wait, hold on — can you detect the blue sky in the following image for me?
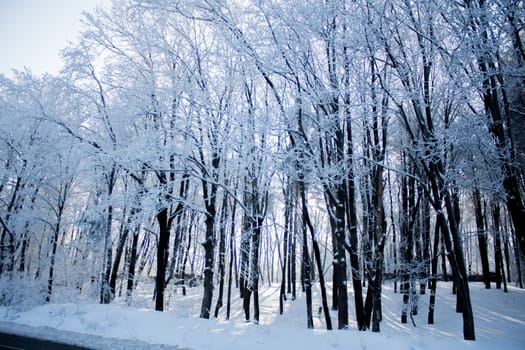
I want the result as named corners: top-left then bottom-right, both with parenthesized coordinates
top-left (0, 0), bottom-right (107, 77)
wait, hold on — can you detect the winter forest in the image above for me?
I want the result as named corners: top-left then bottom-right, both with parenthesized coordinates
top-left (1, 0), bottom-right (524, 347)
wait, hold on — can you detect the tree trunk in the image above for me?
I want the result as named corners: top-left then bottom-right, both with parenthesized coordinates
top-left (242, 287), bottom-right (252, 322)
top-left (492, 203), bottom-right (508, 292)
top-left (512, 227), bottom-right (524, 288)
top-left (226, 212), bottom-right (235, 319)
top-left (126, 231), bottom-right (139, 301)
top-left (473, 190), bottom-right (491, 288)
top-left (18, 187), bottom-right (38, 273)
top-left (503, 227), bottom-right (512, 284)
top-left (441, 234), bottom-right (448, 282)
top-left (242, 214), bottom-right (263, 324)
top-left (101, 168), bottom-right (116, 305)
top-left (18, 236), bottom-right (29, 273)
top-left (442, 192), bottom-right (476, 341)
top-left (291, 225), bottom-right (297, 300)
top-left (420, 189), bottom-right (431, 295)
top-left (200, 210), bottom-right (216, 319)
top-left (178, 216), bottom-right (194, 297)
top-left (301, 209), bottom-right (314, 329)
top-left (388, 172), bottom-right (399, 293)
top-left (110, 208), bottom-right (132, 298)
top-left (251, 218), bottom-right (262, 323)
top-left (301, 182), bottom-right (332, 330)
top-left (166, 175), bottom-right (189, 288)
top-left (428, 215), bottom-right (442, 324)
top-left (46, 224), bottom-right (61, 303)
top-left (214, 196), bottom-right (229, 318)
top-left (239, 215), bottom-right (251, 300)
top-left (100, 204), bottom-right (113, 305)
top-left (493, 203), bottom-right (503, 289)
top-left (400, 167), bottom-right (415, 324)
top-left (280, 180), bottom-right (292, 314)
top-left (332, 188), bottom-right (348, 329)
top-left (0, 176), bottom-right (22, 277)
top-left (370, 237), bottom-right (386, 332)
top-left (155, 207), bottom-right (170, 311)
top-left (135, 233), bottom-right (152, 289)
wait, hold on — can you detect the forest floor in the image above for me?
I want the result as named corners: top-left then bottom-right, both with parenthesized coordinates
top-left (0, 280), bottom-right (523, 349)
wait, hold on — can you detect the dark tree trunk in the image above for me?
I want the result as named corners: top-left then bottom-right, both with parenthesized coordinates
top-left (301, 182), bottom-right (332, 330)
top-left (254, 289), bottom-right (260, 323)
top-left (239, 215), bottom-right (251, 300)
top-left (420, 189), bottom-right (431, 295)
top-left (473, 190), bottom-right (491, 288)
top-left (18, 187), bottom-right (38, 273)
top-left (451, 189), bottom-right (463, 315)
top-left (301, 209), bottom-right (314, 329)
top-left (100, 205), bottom-right (114, 305)
top-left (101, 168), bottom-right (117, 305)
top-left (311, 234), bottom-right (332, 330)
top-left (198, 139), bottom-right (220, 319)
top-left (226, 204), bottom-right (236, 319)
top-left (370, 237), bottom-right (386, 332)
top-left (242, 214), bottom-right (264, 324)
top-left (226, 242), bottom-right (234, 320)
top-left (280, 180), bottom-right (292, 314)
top-left (332, 188), bottom-right (348, 329)
top-left (291, 226), bottom-right (297, 300)
top-left (214, 196), bottom-right (229, 318)
top-left (388, 172), bottom-right (399, 293)
top-left (503, 228), bottom-right (512, 284)
top-left (135, 233), bottom-right (152, 288)
top-left (279, 227), bottom-right (288, 314)
top-left (46, 225), bottom-right (60, 303)
top-left (200, 211), bottom-right (216, 319)
top-left (493, 203), bottom-right (503, 290)
top-left (441, 234), bottom-right (448, 282)
top-left (167, 218), bottom-right (184, 288)
top-left (362, 149), bottom-right (387, 331)
top-left (0, 176), bottom-right (22, 277)
top-left (18, 237), bottom-right (29, 273)
top-left (251, 219), bottom-right (262, 323)
top-left (441, 192), bottom-right (476, 341)
top-left (239, 219), bottom-right (250, 319)
top-left (225, 192), bottom-right (237, 319)
top-left (400, 166), bottom-right (415, 324)
top-left (110, 208), bottom-right (133, 298)
top-left (346, 197), bottom-right (365, 330)
top-left (126, 231), bottom-right (139, 301)
top-left (46, 180), bottom-right (70, 302)
top-left (428, 215), bottom-right (442, 324)
top-left (242, 287), bottom-right (252, 322)
top-left (166, 175), bottom-right (189, 289)
top-left (492, 203), bottom-right (508, 292)
top-left (331, 222), bottom-right (340, 310)
top-left (155, 207), bottom-right (170, 311)
top-left (178, 216), bottom-right (194, 297)
top-left (339, 139), bottom-right (365, 330)
top-left (512, 228), bottom-right (524, 288)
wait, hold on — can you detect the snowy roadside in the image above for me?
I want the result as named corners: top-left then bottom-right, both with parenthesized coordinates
top-left (0, 282), bottom-right (523, 350)
top-left (0, 321), bottom-right (188, 350)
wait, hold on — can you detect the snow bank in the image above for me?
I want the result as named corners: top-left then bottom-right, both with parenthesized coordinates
top-left (0, 282), bottom-right (523, 350)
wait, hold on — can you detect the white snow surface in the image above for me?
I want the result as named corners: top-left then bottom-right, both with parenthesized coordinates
top-left (0, 282), bottom-right (523, 350)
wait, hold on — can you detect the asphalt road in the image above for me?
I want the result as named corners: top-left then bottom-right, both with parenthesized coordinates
top-left (0, 332), bottom-right (92, 350)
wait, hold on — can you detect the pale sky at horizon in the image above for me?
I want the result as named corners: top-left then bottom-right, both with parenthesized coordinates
top-left (0, 0), bottom-right (108, 77)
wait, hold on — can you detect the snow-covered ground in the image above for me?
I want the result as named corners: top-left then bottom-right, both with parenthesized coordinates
top-left (0, 281), bottom-right (523, 350)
